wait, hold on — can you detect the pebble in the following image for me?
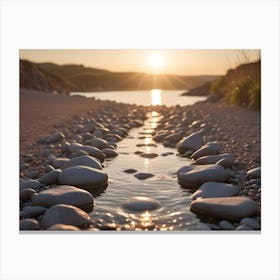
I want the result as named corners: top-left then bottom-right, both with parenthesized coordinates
top-left (247, 167), bottom-right (261, 178)
top-left (240, 217), bottom-right (260, 229)
top-left (39, 169), bottom-right (61, 185)
top-left (32, 185), bottom-right (94, 211)
top-left (102, 148), bottom-right (118, 157)
top-left (136, 143), bottom-right (157, 147)
top-left (177, 164), bottom-right (229, 189)
top-left (47, 224), bottom-right (81, 231)
top-left (219, 220), bottom-right (235, 230)
top-left (45, 164), bottom-right (55, 172)
top-left (191, 142), bottom-right (221, 160)
top-left (191, 182), bottom-right (239, 200)
top-left (140, 152), bottom-right (158, 159)
top-left (20, 188), bottom-right (36, 202)
top-left (41, 204), bottom-right (92, 229)
top-left (122, 196), bottom-right (161, 212)
top-left (193, 153), bottom-right (235, 167)
top-left (45, 131), bottom-right (65, 144)
top-left (161, 152), bottom-right (174, 157)
top-left (52, 157), bottom-right (69, 169)
top-left (134, 173), bottom-right (154, 180)
top-left (61, 155), bottom-right (102, 170)
top-left (21, 206), bottom-right (47, 219)
top-left (58, 166), bottom-right (108, 188)
top-left (177, 132), bottom-right (203, 154)
top-left (20, 179), bottom-right (43, 191)
top-left (20, 218), bottom-right (40, 230)
top-left (123, 169), bottom-right (137, 174)
top-left (26, 170), bottom-right (40, 179)
top-left (162, 132), bottom-right (183, 143)
top-left (87, 137), bottom-right (110, 150)
top-left (190, 196), bottom-right (258, 221)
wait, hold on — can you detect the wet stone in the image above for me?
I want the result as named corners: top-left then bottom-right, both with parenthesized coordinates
top-left (134, 173), bottom-right (154, 180)
top-left (140, 152), bottom-right (158, 159)
top-left (122, 196), bottom-right (161, 212)
top-left (102, 148), bottom-right (118, 157)
top-left (123, 169), bottom-right (137, 174)
top-left (177, 132), bottom-right (203, 154)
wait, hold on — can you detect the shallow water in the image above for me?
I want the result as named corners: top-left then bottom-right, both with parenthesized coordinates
top-left (70, 90), bottom-right (206, 107)
top-left (90, 111), bottom-right (210, 231)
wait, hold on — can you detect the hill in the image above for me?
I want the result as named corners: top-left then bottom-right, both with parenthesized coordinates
top-left (20, 60), bottom-right (219, 93)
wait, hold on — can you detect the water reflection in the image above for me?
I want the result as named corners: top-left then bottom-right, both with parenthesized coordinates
top-left (151, 89), bottom-right (162, 105)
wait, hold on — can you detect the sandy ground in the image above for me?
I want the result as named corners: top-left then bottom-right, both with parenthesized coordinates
top-left (20, 89), bottom-right (105, 153)
top-left (20, 89), bottom-right (261, 170)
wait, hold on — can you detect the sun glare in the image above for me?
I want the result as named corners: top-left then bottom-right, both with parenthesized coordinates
top-left (148, 53), bottom-right (164, 69)
top-left (151, 89), bottom-right (162, 106)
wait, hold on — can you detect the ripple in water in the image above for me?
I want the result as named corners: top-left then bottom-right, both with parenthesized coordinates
top-left (90, 111), bottom-right (210, 231)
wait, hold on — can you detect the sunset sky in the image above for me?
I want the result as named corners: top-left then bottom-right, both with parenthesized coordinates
top-left (19, 49), bottom-right (260, 76)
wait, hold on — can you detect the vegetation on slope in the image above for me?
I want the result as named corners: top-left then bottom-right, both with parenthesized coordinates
top-left (210, 61), bottom-right (261, 110)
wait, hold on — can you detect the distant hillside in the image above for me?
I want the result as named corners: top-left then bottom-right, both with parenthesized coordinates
top-left (20, 59), bottom-right (219, 93)
top-left (20, 60), bottom-right (77, 94)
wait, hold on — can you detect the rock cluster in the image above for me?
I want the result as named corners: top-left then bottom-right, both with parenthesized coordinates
top-left (20, 103), bottom-right (147, 230)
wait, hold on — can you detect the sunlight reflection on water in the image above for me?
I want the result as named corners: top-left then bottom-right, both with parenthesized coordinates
top-left (151, 89), bottom-right (162, 105)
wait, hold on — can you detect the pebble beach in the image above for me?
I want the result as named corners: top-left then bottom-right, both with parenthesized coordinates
top-left (20, 89), bottom-right (261, 231)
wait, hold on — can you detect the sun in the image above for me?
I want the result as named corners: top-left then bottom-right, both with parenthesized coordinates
top-left (148, 53), bottom-right (164, 69)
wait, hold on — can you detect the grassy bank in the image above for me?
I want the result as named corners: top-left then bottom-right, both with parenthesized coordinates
top-left (210, 61), bottom-right (261, 110)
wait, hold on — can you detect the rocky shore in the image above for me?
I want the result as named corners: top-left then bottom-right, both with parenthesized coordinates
top-left (20, 90), bottom-right (261, 231)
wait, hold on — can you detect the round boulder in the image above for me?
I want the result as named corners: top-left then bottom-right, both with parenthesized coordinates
top-left (32, 185), bottom-right (94, 211)
top-left (58, 166), bottom-right (108, 188)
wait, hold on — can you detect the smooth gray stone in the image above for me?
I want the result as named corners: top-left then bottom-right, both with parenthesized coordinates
top-left (190, 197), bottom-right (258, 221)
top-left (52, 157), bottom-right (69, 169)
top-left (153, 132), bottom-right (169, 142)
top-left (177, 132), bottom-right (203, 154)
top-left (32, 185), bottom-right (94, 210)
top-left (20, 179), bottom-right (43, 191)
top-left (41, 204), bottom-right (92, 229)
top-left (20, 219), bottom-right (40, 230)
top-left (177, 164), bottom-right (229, 189)
top-left (20, 188), bottom-right (36, 202)
top-left (193, 153), bottom-right (235, 167)
top-left (140, 152), bottom-right (158, 159)
top-left (102, 148), bottom-right (118, 157)
top-left (191, 142), bottom-right (221, 160)
top-left (61, 155), bottom-right (102, 170)
top-left (122, 196), bottom-right (161, 212)
top-left (88, 137), bottom-right (109, 149)
top-left (240, 217), bottom-right (260, 229)
top-left (26, 170), bottom-right (40, 179)
top-left (47, 224), bottom-right (80, 231)
top-left (21, 206), bottom-right (47, 219)
top-left (163, 132), bottom-right (183, 143)
top-left (39, 169), bottom-right (61, 185)
top-left (219, 220), bottom-right (235, 230)
top-left (191, 182), bottom-right (239, 200)
top-left (247, 167), bottom-right (261, 178)
top-left (123, 169), bottom-right (137, 174)
top-left (67, 143), bottom-right (105, 162)
top-left (58, 166), bottom-right (108, 188)
top-left (134, 173), bottom-right (154, 180)
top-left (45, 132), bottom-right (65, 144)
